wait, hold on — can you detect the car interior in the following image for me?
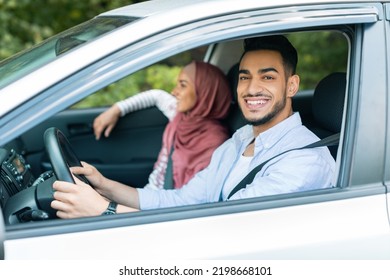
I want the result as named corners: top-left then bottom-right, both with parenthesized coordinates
top-left (0, 30), bottom-right (349, 225)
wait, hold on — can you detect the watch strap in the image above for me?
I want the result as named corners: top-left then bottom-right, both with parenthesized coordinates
top-left (102, 201), bottom-right (117, 215)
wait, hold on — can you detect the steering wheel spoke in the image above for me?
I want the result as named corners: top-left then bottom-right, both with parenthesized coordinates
top-left (44, 127), bottom-right (89, 184)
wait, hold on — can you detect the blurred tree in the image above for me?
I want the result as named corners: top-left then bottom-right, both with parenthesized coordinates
top-left (0, 1), bottom-right (348, 107)
top-left (0, 0), bottom-right (199, 109)
top-left (0, 0), bottom-right (142, 60)
top-left (289, 31), bottom-right (348, 89)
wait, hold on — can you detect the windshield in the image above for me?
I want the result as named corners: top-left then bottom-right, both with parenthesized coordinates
top-left (0, 16), bottom-right (137, 89)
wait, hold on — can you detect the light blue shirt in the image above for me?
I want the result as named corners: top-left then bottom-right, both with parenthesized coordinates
top-left (137, 112), bottom-right (335, 209)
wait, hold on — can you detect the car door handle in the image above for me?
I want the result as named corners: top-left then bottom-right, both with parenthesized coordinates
top-left (68, 123), bottom-right (93, 135)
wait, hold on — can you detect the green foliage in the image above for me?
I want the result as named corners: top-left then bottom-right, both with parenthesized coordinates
top-left (145, 64), bottom-right (181, 91)
top-left (73, 65), bottom-right (181, 109)
top-left (0, 0), bottom-right (187, 109)
top-left (288, 31), bottom-right (348, 89)
top-left (0, 0), bottom-right (138, 60)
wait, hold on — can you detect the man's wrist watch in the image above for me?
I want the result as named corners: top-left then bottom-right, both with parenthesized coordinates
top-left (102, 201), bottom-right (118, 215)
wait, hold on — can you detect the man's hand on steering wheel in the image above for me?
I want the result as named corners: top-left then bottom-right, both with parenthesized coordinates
top-left (51, 176), bottom-right (109, 219)
top-left (43, 127), bottom-right (103, 218)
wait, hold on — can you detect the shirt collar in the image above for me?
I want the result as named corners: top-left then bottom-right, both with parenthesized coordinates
top-left (233, 112), bottom-right (303, 149)
top-left (256, 112), bottom-right (302, 149)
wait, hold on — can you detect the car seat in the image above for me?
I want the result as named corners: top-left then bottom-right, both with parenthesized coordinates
top-left (309, 72), bottom-right (346, 158)
top-left (224, 63), bottom-right (246, 135)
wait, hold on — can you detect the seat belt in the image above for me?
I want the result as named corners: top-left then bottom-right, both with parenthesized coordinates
top-left (163, 145), bottom-right (175, 189)
top-left (226, 133), bottom-right (340, 199)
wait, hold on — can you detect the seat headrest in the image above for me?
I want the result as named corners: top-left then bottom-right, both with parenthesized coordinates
top-left (312, 72), bottom-right (346, 133)
top-left (227, 63), bottom-right (239, 103)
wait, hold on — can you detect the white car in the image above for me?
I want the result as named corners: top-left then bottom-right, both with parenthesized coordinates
top-left (1, 0), bottom-right (390, 260)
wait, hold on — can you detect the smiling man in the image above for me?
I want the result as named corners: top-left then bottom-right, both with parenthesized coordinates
top-left (52, 35), bottom-right (336, 217)
top-left (237, 36), bottom-right (300, 156)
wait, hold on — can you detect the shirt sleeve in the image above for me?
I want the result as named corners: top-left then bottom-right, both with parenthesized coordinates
top-left (116, 89), bottom-right (177, 120)
top-left (137, 166), bottom-right (210, 210)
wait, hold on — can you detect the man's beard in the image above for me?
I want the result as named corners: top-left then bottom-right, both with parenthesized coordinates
top-left (241, 94), bottom-right (287, 126)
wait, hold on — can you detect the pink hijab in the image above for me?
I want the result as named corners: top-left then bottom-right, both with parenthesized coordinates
top-left (161, 61), bottom-right (232, 188)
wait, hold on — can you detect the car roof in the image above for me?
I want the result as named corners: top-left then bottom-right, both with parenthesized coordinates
top-left (100, 0), bottom-right (388, 18)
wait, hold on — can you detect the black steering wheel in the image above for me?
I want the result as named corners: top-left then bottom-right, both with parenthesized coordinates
top-left (44, 127), bottom-right (89, 185)
top-left (3, 127), bottom-right (89, 224)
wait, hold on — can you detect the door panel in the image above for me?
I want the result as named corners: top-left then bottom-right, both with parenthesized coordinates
top-left (19, 107), bottom-right (167, 188)
top-left (4, 194), bottom-right (390, 259)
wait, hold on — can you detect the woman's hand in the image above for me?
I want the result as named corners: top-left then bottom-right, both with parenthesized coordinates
top-left (93, 104), bottom-right (121, 140)
top-left (51, 176), bottom-right (109, 219)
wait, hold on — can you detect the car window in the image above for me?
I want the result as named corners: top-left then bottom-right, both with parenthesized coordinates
top-left (1, 19), bottom-right (351, 228)
top-left (72, 46), bottom-right (209, 109)
top-left (71, 30), bottom-right (348, 110)
top-left (288, 31), bottom-right (348, 90)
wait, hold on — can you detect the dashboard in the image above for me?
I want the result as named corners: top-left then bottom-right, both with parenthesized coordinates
top-left (0, 148), bottom-right (35, 209)
top-left (0, 142), bottom-right (58, 224)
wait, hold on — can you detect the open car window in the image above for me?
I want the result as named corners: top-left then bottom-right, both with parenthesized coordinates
top-left (1, 28), bottom-right (349, 226)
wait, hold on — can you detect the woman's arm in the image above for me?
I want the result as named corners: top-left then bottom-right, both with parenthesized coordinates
top-left (94, 89), bottom-right (176, 139)
top-left (116, 89), bottom-right (176, 120)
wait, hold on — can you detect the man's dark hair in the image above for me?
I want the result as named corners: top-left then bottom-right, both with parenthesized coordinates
top-left (241, 35), bottom-right (298, 76)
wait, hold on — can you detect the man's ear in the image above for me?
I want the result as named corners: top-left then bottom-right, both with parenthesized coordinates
top-left (287, 74), bottom-right (300, 97)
